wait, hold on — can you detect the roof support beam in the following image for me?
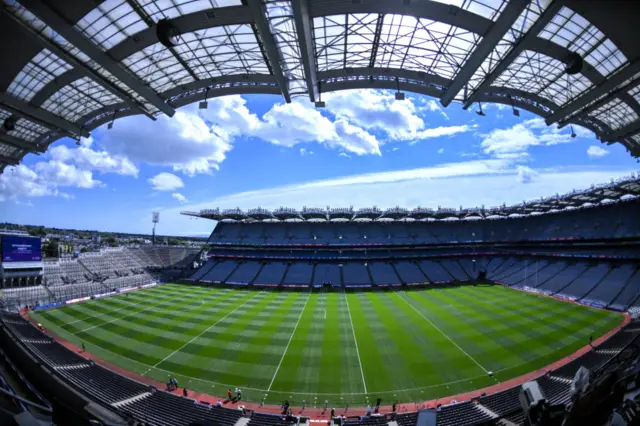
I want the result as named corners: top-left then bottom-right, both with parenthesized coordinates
top-left (440, 0), bottom-right (529, 107)
top-left (0, 93), bottom-right (89, 138)
top-left (3, 8), bottom-right (153, 120)
top-left (463, 1), bottom-right (562, 109)
top-left (0, 133), bottom-right (45, 153)
top-left (292, 0), bottom-right (318, 102)
top-left (247, 0), bottom-right (291, 103)
top-left (18, 0), bottom-right (175, 117)
top-left (547, 59), bottom-right (640, 125)
top-left (604, 121), bottom-right (640, 143)
top-left (0, 154), bottom-right (19, 166)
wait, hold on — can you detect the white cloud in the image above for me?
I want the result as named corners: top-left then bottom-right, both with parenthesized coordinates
top-left (425, 99), bottom-right (449, 119)
top-left (49, 145), bottom-right (138, 177)
top-left (172, 193), bottom-right (188, 203)
top-left (148, 173), bottom-right (184, 191)
top-left (299, 148), bottom-right (314, 156)
top-left (339, 153), bottom-right (351, 158)
top-left (0, 161), bottom-right (103, 202)
top-left (323, 90), bottom-right (469, 143)
top-left (587, 145), bottom-right (610, 158)
top-left (438, 148), bottom-right (445, 154)
top-left (480, 118), bottom-right (580, 161)
top-left (516, 165), bottom-right (540, 184)
top-left (99, 109), bottom-right (232, 176)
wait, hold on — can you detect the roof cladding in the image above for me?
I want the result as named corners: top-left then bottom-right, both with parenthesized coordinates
top-left (0, 0), bottom-right (639, 172)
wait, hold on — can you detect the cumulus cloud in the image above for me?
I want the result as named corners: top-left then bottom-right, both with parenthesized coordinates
top-left (480, 118), bottom-right (582, 161)
top-left (323, 90), bottom-right (469, 142)
top-left (148, 173), bottom-right (184, 191)
top-left (438, 148), bottom-right (445, 154)
top-left (172, 193), bottom-right (188, 203)
top-left (100, 109), bottom-right (232, 176)
top-left (587, 145), bottom-right (610, 158)
top-left (299, 148), bottom-right (313, 156)
top-left (516, 166), bottom-right (540, 184)
top-left (49, 145), bottom-right (138, 177)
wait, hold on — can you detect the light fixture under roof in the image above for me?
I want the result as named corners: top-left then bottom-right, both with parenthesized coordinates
top-left (476, 103), bottom-right (486, 117)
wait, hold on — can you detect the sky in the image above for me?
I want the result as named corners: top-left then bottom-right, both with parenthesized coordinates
top-left (0, 89), bottom-right (638, 237)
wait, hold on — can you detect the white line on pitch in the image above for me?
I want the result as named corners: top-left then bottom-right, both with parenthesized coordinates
top-left (343, 292), bottom-right (368, 394)
top-left (75, 288), bottom-right (227, 334)
top-left (152, 291), bottom-right (264, 368)
top-left (393, 291), bottom-right (489, 374)
top-left (65, 287), bottom-right (189, 325)
top-left (324, 310), bottom-right (326, 320)
top-left (267, 292), bottom-right (311, 392)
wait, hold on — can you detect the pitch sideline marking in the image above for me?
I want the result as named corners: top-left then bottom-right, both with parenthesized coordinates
top-left (267, 291), bottom-right (312, 392)
top-left (65, 287), bottom-right (194, 326)
top-left (74, 287), bottom-right (230, 335)
top-left (152, 291), bottom-right (264, 368)
top-left (393, 291), bottom-right (490, 374)
top-left (343, 291), bottom-right (368, 394)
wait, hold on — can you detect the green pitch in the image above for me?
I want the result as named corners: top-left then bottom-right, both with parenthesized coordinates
top-left (31, 283), bottom-right (622, 407)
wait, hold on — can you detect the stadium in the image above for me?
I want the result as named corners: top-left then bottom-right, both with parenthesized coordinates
top-left (1, 0), bottom-right (640, 426)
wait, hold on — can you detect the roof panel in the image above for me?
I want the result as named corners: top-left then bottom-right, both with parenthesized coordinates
top-left (8, 118), bottom-right (51, 143)
top-left (137, 0), bottom-right (241, 22)
top-left (590, 99), bottom-right (639, 131)
top-left (494, 50), bottom-right (565, 99)
top-left (171, 25), bottom-right (269, 81)
top-left (539, 6), bottom-right (627, 77)
top-left (433, 0), bottom-right (507, 21)
top-left (0, 142), bottom-right (21, 158)
top-left (7, 49), bottom-right (73, 102)
top-left (75, 0), bottom-right (148, 51)
top-left (41, 77), bottom-right (122, 122)
top-left (122, 42), bottom-right (195, 92)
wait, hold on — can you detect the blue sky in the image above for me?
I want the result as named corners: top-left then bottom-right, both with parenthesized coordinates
top-left (0, 89), bottom-right (637, 236)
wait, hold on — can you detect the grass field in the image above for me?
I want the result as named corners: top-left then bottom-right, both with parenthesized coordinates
top-left (31, 283), bottom-right (622, 407)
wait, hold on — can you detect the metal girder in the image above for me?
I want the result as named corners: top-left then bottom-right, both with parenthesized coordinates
top-left (18, 0), bottom-right (175, 117)
top-left (3, 7), bottom-right (153, 120)
top-left (440, 0), bottom-right (530, 107)
top-left (0, 133), bottom-right (45, 153)
top-left (0, 93), bottom-right (89, 138)
top-left (463, 1), bottom-right (562, 109)
top-left (0, 154), bottom-right (19, 166)
top-left (547, 59), bottom-right (640, 125)
top-left (247, 0), bottom-right (291, 103)
top-left (292, 0), bottom-right (318, 102)
top-left (604, 121), bottom-right (640, 143)
top-left (124, 0), bottom-right (199, 82)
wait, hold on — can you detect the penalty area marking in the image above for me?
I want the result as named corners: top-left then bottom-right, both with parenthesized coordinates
top-left (393, 291), bottom-right (490, 374)
top-left (267, 292), bottom-right (312, 392)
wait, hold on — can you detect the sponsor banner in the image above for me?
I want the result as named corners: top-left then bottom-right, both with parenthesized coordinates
top-left (33, 302), bottom-right (64, 311)
top-left (65, 296), bottom-right (91, 305)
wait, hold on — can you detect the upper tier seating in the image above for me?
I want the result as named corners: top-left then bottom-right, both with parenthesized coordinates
top-left (208, 201), bottom-right (640, 246)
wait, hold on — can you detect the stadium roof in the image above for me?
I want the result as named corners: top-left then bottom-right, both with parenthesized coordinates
top-left (1, 0), bottom-right (640, 173)
top-left (181, 173), bottom-right (640, 222)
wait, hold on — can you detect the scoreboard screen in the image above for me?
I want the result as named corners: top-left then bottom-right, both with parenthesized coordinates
top-left (1, 235), bottom-right (42, 262)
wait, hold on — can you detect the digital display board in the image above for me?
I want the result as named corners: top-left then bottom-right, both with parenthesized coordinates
top-left (1, 235), bottom-right (42, 262)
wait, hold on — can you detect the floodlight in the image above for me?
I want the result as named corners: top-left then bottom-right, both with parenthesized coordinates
top-left (199, 101), bottom-right (208, 109)
top-left (315, 101), bottom-right (326, 108)
top-left (395, 92), bottom-right (405, 101)
top-left (107, 121), bottom-right (114, 129)
top-left (512, 107), bottom-right (520, 117)
top-left (476, 103), bottom-right (486, 116)
top-left (2, 116), bottom-right (17, 131)
top-left (570, 125), bottom-right (577, 138)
